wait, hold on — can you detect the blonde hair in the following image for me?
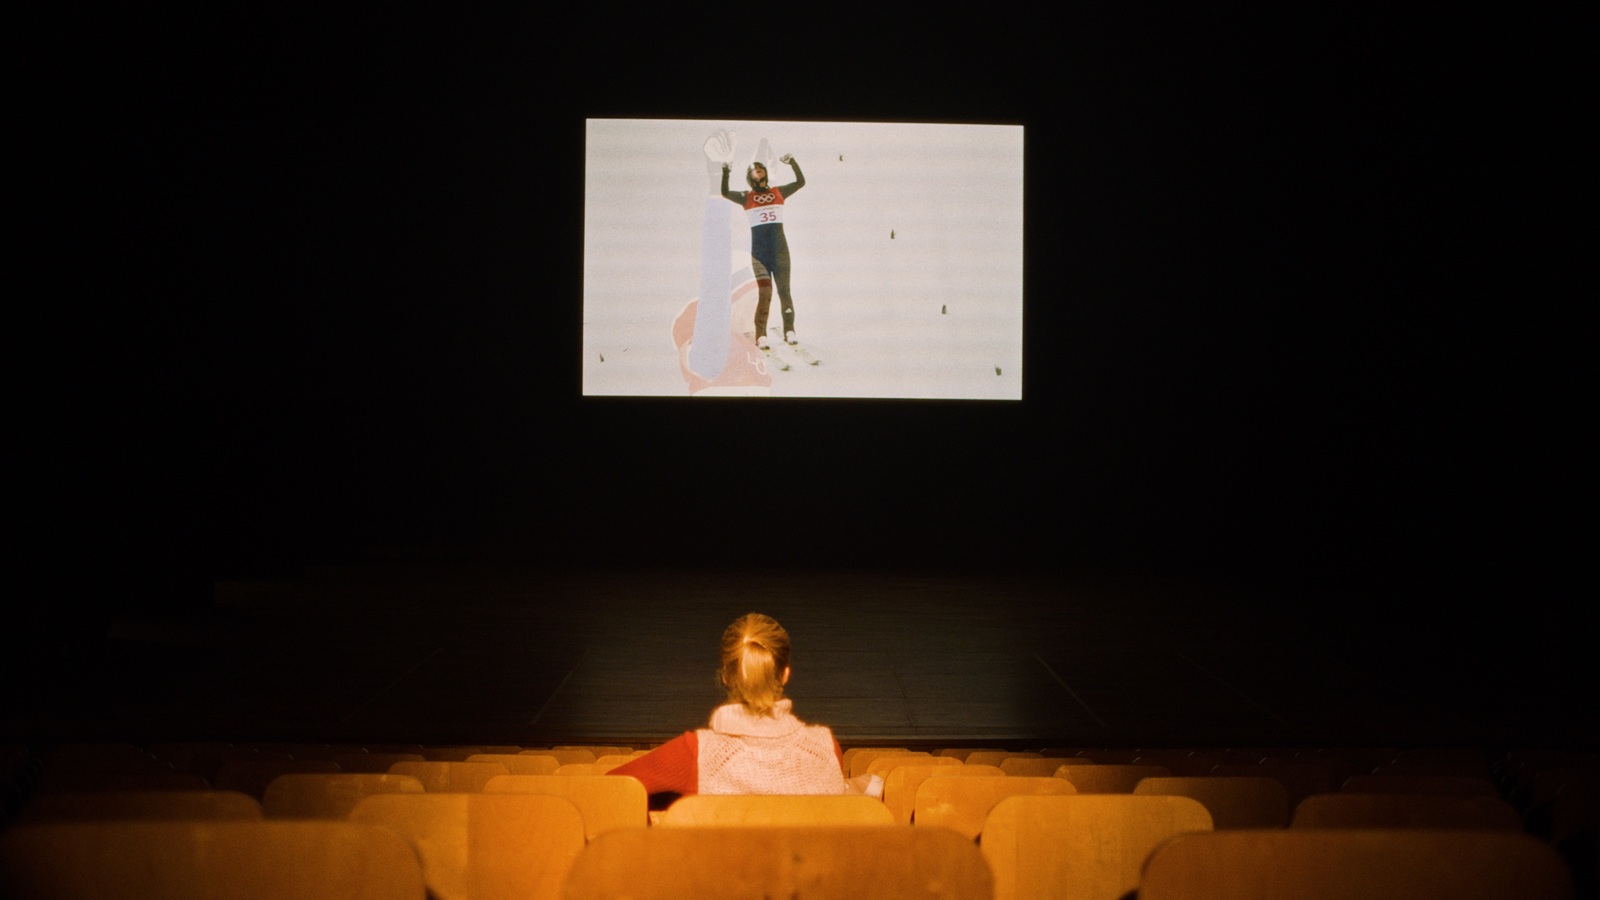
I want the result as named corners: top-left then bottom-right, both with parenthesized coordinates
top-left (718, 612), bottom-right (792, 716)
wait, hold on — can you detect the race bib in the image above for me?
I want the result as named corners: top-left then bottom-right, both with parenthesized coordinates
top-left (745, 204), bottom-right (784, 227)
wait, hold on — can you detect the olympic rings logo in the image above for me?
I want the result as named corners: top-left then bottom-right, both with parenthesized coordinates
top-left (751, 192), bottom-right (776, 205)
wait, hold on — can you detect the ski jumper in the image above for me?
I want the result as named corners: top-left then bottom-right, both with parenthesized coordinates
top-left (607, 699), bottom-right (846, 806)
top-left (743, 186), bottom-right (788, 274)
top-left (721, 161), bottom-right (804, 341)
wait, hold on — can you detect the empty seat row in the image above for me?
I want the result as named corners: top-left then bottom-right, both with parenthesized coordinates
top-left (2, 797), bottom-right (1580, 899)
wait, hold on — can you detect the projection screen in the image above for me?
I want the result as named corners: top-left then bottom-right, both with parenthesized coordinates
top-left (583, 118), bottom-right (1024, 400)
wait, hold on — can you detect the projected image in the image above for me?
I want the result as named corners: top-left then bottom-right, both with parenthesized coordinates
top-left (583, 118), bottom-right (1024, 399)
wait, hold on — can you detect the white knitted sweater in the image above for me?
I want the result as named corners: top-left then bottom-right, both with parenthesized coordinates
top-left (696, 699), bottom-right (848, 795)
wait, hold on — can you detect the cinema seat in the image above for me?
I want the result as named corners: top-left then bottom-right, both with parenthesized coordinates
top-left (418, 746), bottom-right (510, 762)
top-left (978, 793), bottom-right (1212, 900)
top-left (656, 793), bottom-right (894, 826)
top-left (841, 747), bottom-right (905, 774)
top-left (1136, 828), bottom-right (1575, 899)
top-left (349, 792), bottom-right (586, 900)
top-left (1133, 776), bottom-right (1290, 829)
top-left (213, 758), bottom-right (342, 802)
top-left (388, 760), bottom-right (510, 792)
top-left (1052, 762), bottom-right (1172, 793)
top-left (913, 774), bottom-right (1076, 840)
top-left (1208, 762), bottom-right (1333, 813)
top-left (483, 774), bottom-right (648, 841)
top-left (0, 819), bottom-right (427, 899)
top-left (1383, 748), bottom-right (1494, 779)
top-left (884, 764), bottom-right (1004, 825)
top-left (848, 749), bottom-right (926, 779)
top-left (963, 750), bottom-right (1042, 768)
top-left (868, 755), bottom-right (960, 784)
top-left (999, 757), bottom-right (1081, 777)
top-left (19, 789), bottom-right (263, 822)
top-left (560, 825), bottom-right (992, 899)
top-left (520, 749), bottom-right (597, 766)
top-left (32, 743), bottom-right (204, 794)
top-left (591, 752), bottom-right (648, 773)
top-left (331, 751), bottom-right (427, 774)
top-left (553, 745), bottom-right (629, 758)
top-left (261, 772), bottom-right (425, 819)
top-left (1131, 749), bottom-right (1228, 776)
top-left (466, 753), bottom-right (562, 776)
top-left (1289, 792), bottom-right (1527, 831)
top-left (1341, 774), bottom-right (1500, 796)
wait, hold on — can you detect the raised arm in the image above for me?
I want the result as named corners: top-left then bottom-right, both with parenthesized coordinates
top-left (719, 163), bottom-right (745, 205)
top-left (775, 154), bottom-right (804, 196)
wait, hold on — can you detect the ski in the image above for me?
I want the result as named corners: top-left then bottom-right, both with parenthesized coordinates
top-left (785, 341), bottom-right (821, 366)
top-left (790, 341), bottom-right (825, 361)
top-left (759, 345), bottom-right (791, 372)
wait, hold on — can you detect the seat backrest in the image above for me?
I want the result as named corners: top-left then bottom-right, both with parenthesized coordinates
top-left (349, 792), bottom-right (586, 900)
top-left (1053, 763), bottom-right (1172, 793)
top-left (32, 744), bottom-right (188, 794)
top-left (554, 746), bottom-right (628, 758)
top-left (1208, 762), bottom-right (1332, 812)
top-left (261, 772), bottom-right (425, 818)
top-left (1544, 774), bottom-right (1600, 847)
top-left (0, 819), bottom-right (426, 900)
top-left (844, 749), bottom-right (934, 778)
top-left (19, 790), bottom-right (263, 822)
top-left (388, 760), bottom-right (511, 792)
top-left (1133, 776), bottom-right (1290, 829)
top-left (522, 749), bottom-right (596, 766)
top-left (417, 746), bottom-right (497, 762)
top-left (483, 774), bottom-right (648, 841)
top-left (144, 742), bottom-right (233, 773)
top-left (1273, 750), bottom-right (1368, 787)
top-left (560, 825), bottom-right (993, 899)
top-left (1131, 749), bottom-right (1228, 777)
top-left (1382, 748), bottom-right (1494, 779)
top-left (913, 775), bottom-right (1076, 840)
top-left (1290, 792), bottom-right (1527, 831)
top-left (842, 747), bottom-right (907, 777)
top-left (963, 750), bottom-right (1042, 768)
top-left (882, 764), bottom-right (1001, 825)
top-left (179, 747), bottom-right (285, 786)
top-left (867, 755), bottom-right (959, 782)
top-left (1137, 828), bottom-right (1575, 899)
top-left (554, 764), bottom-right (603, 776)
top-left (235, 742), bottom-right (346, 762)
top-left (978, 793), bottom-right (1213, 900)
top-left (467, 753), bottom-right (562, 776)
top-left (212, 759), bottom-right (342, 802)
top-left (27, 771), bottom-right (214, 793)
top-left (855, 751), bottom-right (935, 780)
top-left (331, 751), bottom-right (426, 774)
top-left (1340, 774), bottom-right (1500, 795)
top-left (590, 753), bottom-right (648, 773)
top-left (656, 794), bottom-right (894, 827)
top-left (999, 757), bottom-right (1081, 777)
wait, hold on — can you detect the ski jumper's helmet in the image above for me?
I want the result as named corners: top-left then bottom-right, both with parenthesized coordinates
top-left (746, 162), bottom-right (768, 191)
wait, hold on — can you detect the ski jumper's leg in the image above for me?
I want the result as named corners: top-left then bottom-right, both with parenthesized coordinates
top-left (751, 257), bottom-right (774, 340)
top-left (773, 236), bottom-right (795, 338)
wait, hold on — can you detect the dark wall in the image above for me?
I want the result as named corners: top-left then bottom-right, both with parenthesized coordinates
top-left (38, 9), bottom-right (1586, 631)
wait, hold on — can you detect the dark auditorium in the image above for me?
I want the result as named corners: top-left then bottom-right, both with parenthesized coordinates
top-left (8, 7), bottom-right (1592, 899)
